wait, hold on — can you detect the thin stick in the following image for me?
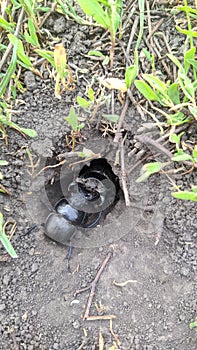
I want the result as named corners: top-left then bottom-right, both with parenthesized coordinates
top-left (126, 16), bottom-right (139, 57)
top-left (127, 89), bottom-right (145, 120)
top-left (69, 153), bottom-right (101, 168)
top-left (39, 2), bottom-right (57, 28)
top-left (135, 135), bottom-right (173, 159)
top-left (86, 315), bottom-right (116, 321)
top-left (120, 135), bottom-right (131, 207)
top-left (114, 97), bottom-right (130, 143)
top-left (74, 252), bottom-right (112, 320)
top-left (147, 18), bottom-right (164, 40)
top-left (152, 37), bottom-right (172, 80)
top-left (111, 89), bottom-right (115, 115)
top-left (0, 8), bottom-right (24, 71)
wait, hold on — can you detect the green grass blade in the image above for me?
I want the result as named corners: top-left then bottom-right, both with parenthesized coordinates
top-left (18, 0), bottom-right (38, 28)
top-left (134, 80), bottom-right (160, 101)
top-left (0, 233), bottom-right (18, 258)
top-left (0, 116), bottom-right (37, 137)
top-left (125, 50), bottom-right (139, 88)
top-left (0, 213), bottom-right (18, 258)
top-left (76, 0), bottom-right (110, 28)
top-left (56, 0), bottom-right (90, 25)
top-left (0, 16), bottom-right (15, 32)
top-left (172, 191), bottom-right (197, 201)
top-left (35, 49), bottom-right (55, 66)
top-left (167, 54), bottom-right (182, 70)
top-left (0, 42), bottom-right (18, 97)
top-left (109, 0), bottom-right (123, 41)
top-left (24, 18), bottom-right (40, 47)
top-left (135, 0), bottom-right (145, 50)
top-left (8, 34), bottom-right (33, 68)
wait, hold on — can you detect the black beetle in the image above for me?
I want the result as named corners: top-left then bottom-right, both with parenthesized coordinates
top-left (44, 158), bottom-right (119, 245)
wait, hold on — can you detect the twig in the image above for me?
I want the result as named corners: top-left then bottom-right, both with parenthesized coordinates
top-left (147, 18), bottom-right (164, 40)
top-left (0, 8), bottom-right (25, 71)
top-left (135, 134), bottom-right (173, 159)
top-left (76, 328), bottom-right (88, 350)
top-left (39, 2), bottom-right (57, 28)
top-left (34, 159), bottom-right (66, 178)
top-left (120, 135), bottom-right (131, 207)
top-left (161, 31), bottom-right (177, 81)
top-left (69, 153), bottom-right (101, 168)
top-left (86, 315), bottom-right (116, 321)
top-left (128, 154), bottom-right (153, 175)
top-left (152, 37), bottom-right (172, 80)
top-left (111, 89), bottom-right (115, 115)
top-left (127, 88), bottom-right (145, 120)
top-left (114, 97), bottom-right (130, 143)
top-left (126, 15), bottom-right (139, 57)
top-left (74, 252), bottom-right (112, 320)
top-left (110, 318), bottom-right (121, 347)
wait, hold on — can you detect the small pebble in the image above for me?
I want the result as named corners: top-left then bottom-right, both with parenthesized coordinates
top-left (31, 263), bottom-right (39, 273)
top-left (0, 304), bottom-right (6, 311)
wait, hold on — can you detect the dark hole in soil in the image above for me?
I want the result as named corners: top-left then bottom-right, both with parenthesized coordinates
top-left (44, 158), bottom-right (122, 245)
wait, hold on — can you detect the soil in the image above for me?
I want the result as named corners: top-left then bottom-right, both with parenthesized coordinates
top-left (0, 1), bottom-right (197, 350)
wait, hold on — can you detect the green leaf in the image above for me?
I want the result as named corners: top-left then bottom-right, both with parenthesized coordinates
top-left (102, 114), bottom-right (119, 122)
top-left (35, 49), bottom-right (55, 67)
top-left (135, 0), bottom-right (145, 50)
top-left (134, 80), bottom-right (160, 101)
top-left (142, 74), bottom-right (167, 94)
top-left (88, 50), bottom-right (105, 58)
top-left (184, 47), bottom-right (195, 74)
top-left (125, 50), bottom-right (138, 88)
top-left (192, 186), bottom-right (197, 193)
top-left (87, 87), bottom-right (94, 101)
top-left (65, 106), bottom-right (79, 132)
top-left (178, 70), bottom-right (195, 102)
top-left (76, 0), bottom-right (110, 28)
top-left (142, 48), bottom-right (152, 61)
top-left (0, 160), bottom-right (8, 166)
top-left (192, 145), bottom-right (197, 159)
top-left (167, 53), bottom-right (182, 70)
top-left (0, 233), bottom-right (18, 258)
top-left (0, 41), bottom-right (18, 97)
top-left (167, 83), bottom-right (180, 104)
top-left (177, 6), bottom-right (197, 15)
top-left (102, 56), bottom-right (110, 65)
top-left (8, 34), bottom-right (32, 68)
top-left (77, 96), bottom-right (92, 108)
top-left (172, 191), bottom-right (197, 202)
top-left (188, 105), bottom-right (197, 120)
top-left (0, 213), bottom-right (18, 258)
top-left (169, 133), bottom-right (181, 145)
top-left (167, 112), bottom-right (191, 126)
top-left (187, 58), bottom-right (197, 69)
top-left (136, 162), bottom-right (164, 183)
top-left (171, 152), bottom-right (193, 162)
top-left (24, 18), bottom-right (40, 47)
top-left (0, 117), bottom-right (37, 138)
top-left (176, 26), bottom-right (197, 38)
top-left (19, 128), bottom-right (37, 137)
top-left (0, 16), bottom-right (15, 32)
top-left (18, 0), bottom-right (37, 28)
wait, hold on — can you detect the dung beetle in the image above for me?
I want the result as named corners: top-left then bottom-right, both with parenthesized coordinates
top-left (44, 158), bottom-right (119, 245)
